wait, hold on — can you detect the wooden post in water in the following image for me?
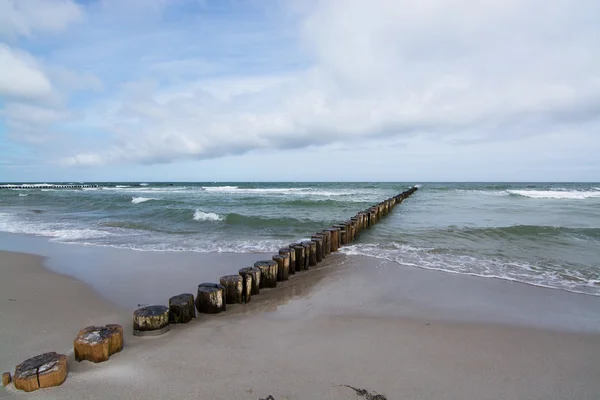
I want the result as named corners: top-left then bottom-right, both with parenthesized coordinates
top-left (327, 228), bottom-right (340, 251)
top-left (304, 241), bottom-right (317, 266)
top-left (300, 242), bottom-right (311, 269)
top-left (280, 247), bottom-right (295, 275)
top-left (272, 254), bottom-right (289, 281)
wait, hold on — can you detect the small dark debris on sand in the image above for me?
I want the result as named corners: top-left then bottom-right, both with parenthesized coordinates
top-left (342, 385), bottom-right (387, 400)
top-left (259, 396), bottom-right (275, 400)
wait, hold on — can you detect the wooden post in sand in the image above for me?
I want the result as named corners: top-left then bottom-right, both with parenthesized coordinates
top-left (254, 260), bottom-right (278, 288)
top-left (273, 254), bottom-right (289, 281)
top-left (327, 227), bottom-right (340, 251)
top-left (13, 352), bottom-right (68, 392)
top-left (74, 324), bottom-right (124, 362)
top-left (239, 267), bottom-right (260, 301)
top-left (311, 235), bottom-right (324, 262)
top-left (169, 294), bottom-right (196, 324)
top-left (133, 305), bottom-right (170, 336)
top-left (291, 244), bottom-right (305, 272)
top-left (196, 283), bottom-right (226, 314)
top-left (303, 241), bottom-right (317, 266)
top-left (220, 275), bottom-right (244, 304)
top-left (2, 372), bottom-right (10, 387)
top-left (280, 247), bottom-right (296, 275)
top-left (320, 230), bottom-right (331, 255)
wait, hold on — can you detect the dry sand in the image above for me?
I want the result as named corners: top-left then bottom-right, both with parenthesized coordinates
top-left (1, 249), bottom-right (600, 400)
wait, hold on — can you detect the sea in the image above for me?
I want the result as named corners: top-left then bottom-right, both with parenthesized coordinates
top-left (1, 182), bottom-right (599, 296)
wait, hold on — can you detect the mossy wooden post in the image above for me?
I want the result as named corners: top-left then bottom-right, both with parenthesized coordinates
top-left (302, 242), bottom-right (312, 270)
top-left (273, 254), bottom-right (289, 281)
top-left (239, 266), bottom-right (261, 300)
top-left (291, 244), bottom-right (305, 272)
top-left (350, 218), bottom-right (358, 240)
top-left (320, 230), bottom-right (331, 255)
top-left (196, 283), bottom-right (226, 314)
top-left (74, 324), bottom-right (123, 363)
top-left (334, 224), bottom-right (347, 245)
top-left (254, 260), bottom-right (278, 288)
top-left (169, 294), bottom-right (195, 324)
top-left (311, 235), bottom-right (324, 262)
top-left (13, 352), bottom-right (67, 392)
top-left (133, 305), bottom-right (170, 336)
top-left (281, 247), bottom-right (295, 275)
top-left (220, 275), bottom-right (243, 304)
top-left (369, 209), bottom-right (377, 225)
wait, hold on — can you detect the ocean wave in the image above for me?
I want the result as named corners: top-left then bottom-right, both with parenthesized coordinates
top-left (19, 194), bottom-right (28, 197)
top-left (193, 210), bottom-right (224, 221)
top-left (341, 243), bottom-right (600, 296)
top-left (131, 197), bottom-right (156, 204)
top-left (507, 190), bottom-right (600, 199)
top-left (0, 212), bottom-right (111, 241)
top-left (140, 183), bottom-right (149, 186)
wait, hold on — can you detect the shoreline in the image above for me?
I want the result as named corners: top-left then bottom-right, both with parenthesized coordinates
top-left (1, 248), bottom-right (600, 399)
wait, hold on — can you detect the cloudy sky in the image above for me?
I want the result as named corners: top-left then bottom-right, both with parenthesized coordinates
top-left (1, 0), bottom-right (599, 182)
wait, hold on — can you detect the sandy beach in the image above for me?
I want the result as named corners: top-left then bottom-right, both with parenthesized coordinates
top-left (1, 238), bottom-right (600, 400)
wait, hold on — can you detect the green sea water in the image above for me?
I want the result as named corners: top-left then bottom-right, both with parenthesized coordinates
top-left (1, 182), bottom-right (598, 295)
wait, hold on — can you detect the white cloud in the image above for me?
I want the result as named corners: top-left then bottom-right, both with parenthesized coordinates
top-left (0, 44), bottom-right (52, 99)
top-left (0, 0), bottom-right (83, 38)
top-left (5, 0), bottom-right (599, 172)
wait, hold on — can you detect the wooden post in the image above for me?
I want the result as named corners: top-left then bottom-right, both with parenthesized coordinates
top-left (339, 229), bottom-right (347, 246)
top-left (273, 254), bottom-right (289, 281)
top-left (239, 266), bottom-right (261, 300)
top-left (220, 275), bottom-right (243, 304)
top-left (2, 372), bottom-right (10, 387)
top-left (291, 244), bottom-right (305, 272)
top-left (300, 242), bottom-right (311, 269)
top-left (13, 352), bottom-right (68, 392)
top-left (254, 260), bottom-right (278, 288)
top-left (169, 294), bottom-right (195, 324)
top-left (133, 305), bottom-right (170, 336)
top-left (302, 241), bottom-right (317, 266)
top-left (196, 283), bottom-right (226, 314)
top-left (320, 230), bottom-right (331, 255)
top-left (280, 247), bottom-right (295, 275)
top-left (74, 324), bottom-right (124, 362)
top-left (311, 235), bottom-right (324, 262)
top-left (327, 228), bottom-right (340, 251)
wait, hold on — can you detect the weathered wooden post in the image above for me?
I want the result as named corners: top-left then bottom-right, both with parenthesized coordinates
top-left (220, 275), bottom-right (243, 304)
top-left (13, 353), bottom-right (67, 392)
top-left (280, 247), bottom-right (295, 275)
top-left (291, 244), bottom-right (305, 272)
top-left (169, 294), bottom-right (195, 324)
top-left (320, 230), bottom-right (331, 255)
top-left (327, 227), bottom-right (340, 251)
top-left (74, 324), bottom-right (124, 362)
top-left (311, 235), bottom-right (324, 262)
top-left (303, 241), bottom-right (317, 266)
top-left (299, 242), bottom-right (311, 269)
top-left (196, 283), bottom-right (226, 314)
top-left (239, 267), bottom-right (261, 299)
top-left (2, 372), bottom-right (10, 387)
top-left (254, 260), bottom-right (278, 288)
top-left (133, 305), bottom-right (170, 336)
top-left (273, 254), bottom-right (289, 281)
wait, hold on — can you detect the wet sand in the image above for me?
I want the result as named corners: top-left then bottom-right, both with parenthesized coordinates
top-left (1, 241), bottom-right (600, 399)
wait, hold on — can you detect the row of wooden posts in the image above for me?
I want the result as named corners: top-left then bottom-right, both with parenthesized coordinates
top-left (3, 186), bottom-right (418, 392)
top-left (133, 186), bottom-right (419, 335)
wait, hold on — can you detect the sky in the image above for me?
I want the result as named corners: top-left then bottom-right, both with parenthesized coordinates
top-left (0, 0), bottom-right (599, 182)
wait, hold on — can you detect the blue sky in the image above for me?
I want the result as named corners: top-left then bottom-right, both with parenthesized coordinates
top-left (1, 0), bottom-right (599, 182)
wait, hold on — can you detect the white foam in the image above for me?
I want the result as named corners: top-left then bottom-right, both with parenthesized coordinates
top-left (131, 197), bottom-right (156, 204)
top-left (507, 190), bottom-right (600, 199)
top-left (0, 212), bottom-right (110, 241)
top-left (115, 185), bottom-right (130, 188)
top-left (140, 183), bottom-right (149, 186)
top-left (193, 210), bottom-right (223, 221)
top-left (341, 243), bottom-right (600, 296)
top-left (18, 194), bottom-right (28, 197)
